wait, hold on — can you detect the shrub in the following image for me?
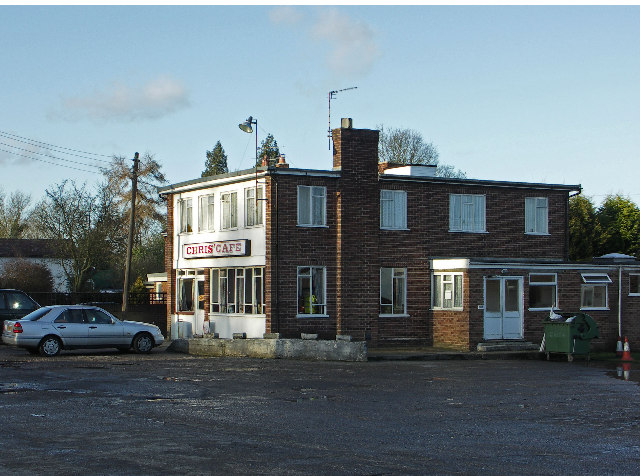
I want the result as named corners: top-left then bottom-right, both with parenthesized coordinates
top-left (0, 259), bottom-right (54, 293)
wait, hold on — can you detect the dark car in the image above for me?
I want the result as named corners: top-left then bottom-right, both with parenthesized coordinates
top-left (0, 289), bottom-right (40, 332)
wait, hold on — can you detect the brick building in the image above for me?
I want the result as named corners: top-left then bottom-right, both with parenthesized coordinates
top-left (159, 121), bottom-right (640, 350)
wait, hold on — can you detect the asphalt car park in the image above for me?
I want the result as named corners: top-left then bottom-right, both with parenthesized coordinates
top-left (0, 344), bottom-right (639, 475)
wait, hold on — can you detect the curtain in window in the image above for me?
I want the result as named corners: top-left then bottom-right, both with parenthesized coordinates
top-left (449, 195), bottom-right (461, 230)
top-left (312, 187), bottom-right (325, 225)
top-left (298, 187), bottom-right (310, 225)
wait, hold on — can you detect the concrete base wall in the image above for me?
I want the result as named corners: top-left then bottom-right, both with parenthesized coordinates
top-left (168, 337), bottom-right (367, 362)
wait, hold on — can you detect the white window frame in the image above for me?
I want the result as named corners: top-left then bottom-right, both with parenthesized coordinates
top-left (449, 194), bottom-right (486, 233)
top-left (432, 272), bottom-right (464, 310)
top-left (245, 186), bottom-right (264, 227)
top-left (580, 273), bottom-right (611, 310)
top-left (297, 186), bottom-right (327, 227)
top-left (198, 194), bottom-right (215, 232)
top-left (178, 198), bottom-right (193, 234)
top-left (525, 197), bottom-right (549, 235)
top-left (630, 274), bottom-right (640, 296)
top-left (220, 191), bottom-right (237, 230)
top-left (380, 268), bottom-right (408, 316)
top-left (528, 273), bottom-right (557, 310)
top-left (210, 267), bottom-right (265, 315)
top-left (380, 190), bottom-right (408, 230)
top-left (297, 266), bottom-right (327, 317)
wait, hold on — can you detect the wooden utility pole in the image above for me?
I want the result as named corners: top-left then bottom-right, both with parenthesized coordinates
top-left (122, 152), bottom-right (140, 313)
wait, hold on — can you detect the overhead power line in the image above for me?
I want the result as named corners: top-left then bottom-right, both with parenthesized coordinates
top-left (0, 141), bottom-right (107, 172)
top-left (0, 129), bottom-right (112, 162)
top-left (0, 147), bottom-right (102, 174)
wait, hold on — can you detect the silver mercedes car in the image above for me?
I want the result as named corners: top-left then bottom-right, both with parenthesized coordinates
top-left (2, 305), bottom-right (164, 356)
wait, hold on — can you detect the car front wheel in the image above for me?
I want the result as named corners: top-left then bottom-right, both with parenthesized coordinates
top-left (39, 336), bottom-right (61, 357)
top-left (132, 333), bottom-right (153, 354)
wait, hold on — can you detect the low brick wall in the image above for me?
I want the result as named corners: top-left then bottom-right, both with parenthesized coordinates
top-left (168, 337), bottom-right (367, 362)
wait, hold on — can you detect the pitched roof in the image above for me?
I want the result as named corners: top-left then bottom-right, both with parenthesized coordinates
top-left (0, 239), bottom-right (65, 259)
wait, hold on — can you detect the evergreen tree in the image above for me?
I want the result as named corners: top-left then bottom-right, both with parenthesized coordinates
top-left (202, 141), bottom-right (228, 177)
top-left (596, 195), bottom-right (640, 258)
top-left (258, 134), bottom-right (280, 166)
top-left (569, 195), bottom-right (599, 261)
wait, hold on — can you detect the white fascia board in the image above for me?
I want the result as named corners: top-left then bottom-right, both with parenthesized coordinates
top-left (431, 259), bottom-right (470, 270)
top-left (161, 172), bottom-right (266, 195)
top-left (467, 262), bottom-right (640, 271)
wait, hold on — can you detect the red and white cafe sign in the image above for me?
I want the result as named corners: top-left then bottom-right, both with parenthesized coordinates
top-left (183, 240), bottom-right (250, 259)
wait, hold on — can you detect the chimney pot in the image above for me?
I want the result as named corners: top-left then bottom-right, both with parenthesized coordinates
top-left (341, 118), bottom-right (353, 129)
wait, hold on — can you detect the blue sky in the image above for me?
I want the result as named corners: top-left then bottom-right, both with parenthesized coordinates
top-left (1, 5), bottom-right (639, 205)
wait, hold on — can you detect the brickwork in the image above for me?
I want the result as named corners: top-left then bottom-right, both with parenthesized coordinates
top-left (162, 123), bottom-right (640, 351)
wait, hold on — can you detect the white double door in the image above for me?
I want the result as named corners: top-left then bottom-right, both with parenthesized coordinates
top-left (484, 276), bottom-right (523, 340)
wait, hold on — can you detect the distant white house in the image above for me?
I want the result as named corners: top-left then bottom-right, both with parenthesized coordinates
top-left (0, 239), bottom-right (70, 292)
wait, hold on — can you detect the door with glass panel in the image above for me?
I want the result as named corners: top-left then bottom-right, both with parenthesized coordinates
top-left (484, 277), bottom-right (523, 340)
top-left (194, 277), bottom-right (206, 335)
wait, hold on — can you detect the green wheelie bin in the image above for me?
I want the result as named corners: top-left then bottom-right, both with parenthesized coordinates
top-left (543, 312), bottom-right (599, 362)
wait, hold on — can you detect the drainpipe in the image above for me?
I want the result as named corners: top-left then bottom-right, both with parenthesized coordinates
top-left (618, 265), bottom-right (623, 338)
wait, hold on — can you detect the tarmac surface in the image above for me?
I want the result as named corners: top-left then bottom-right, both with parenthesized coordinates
top-left (0, 343), bottom-right (639, 475)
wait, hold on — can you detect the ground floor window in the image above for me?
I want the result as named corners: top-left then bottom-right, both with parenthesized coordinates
top-left (580, 273), bottom-right (610, 310)
top-left (297, 267), bottom-right (326, 316)
top-left (630, 274), bottom-right (640, 296)
top-left (529, 273), bottom-right (557, 310)
top-left (380, 268), bottom-right (407, 315)
top-left (210, 267), bottom-right (264, 314)
top-left (432, 272), bottom-right (463, 310)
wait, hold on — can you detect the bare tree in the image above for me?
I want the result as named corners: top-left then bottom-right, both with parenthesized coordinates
top-left (0, 189), bottom-right (33, 238)
top-left (378, 125), bottom-right (466, 179)
top-left (31, 181), bottom-right (125, 291)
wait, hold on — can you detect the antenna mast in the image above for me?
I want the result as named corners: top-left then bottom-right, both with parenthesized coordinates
top-left (328, 86), bottom-right (357, 149)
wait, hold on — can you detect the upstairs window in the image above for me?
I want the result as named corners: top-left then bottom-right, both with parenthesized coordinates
top-left (179, 198), bottom-right (193, 233)
top-left (449, 194), bottom-right (486, 233)
top-left (245, 186), bottom-right (264, 227)
top-left (199, 194), bottom-right (215, 232)
top-left (298, 186), bottom-right (326, 227)
top-left (380, 190), bottom-right (408, 230)
top-left (525, 197), bottom-right (549, 234)
top-left (221, 191), bottom-right (237, 230)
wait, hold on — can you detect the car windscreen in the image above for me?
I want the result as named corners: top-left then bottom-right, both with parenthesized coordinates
top-left (21, 308), bottom-right (53, 321)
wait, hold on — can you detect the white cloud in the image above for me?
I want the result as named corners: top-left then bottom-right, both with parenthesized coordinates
top-left (49, 76), bottom-right (190, 123)
top-left (311, 9), bottom-right (380, 77)
top-left (269, 6), bottom-right (303, 26)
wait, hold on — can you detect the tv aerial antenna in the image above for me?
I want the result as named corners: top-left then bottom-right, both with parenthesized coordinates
top-left (328, 86), bottom-right (357, 149)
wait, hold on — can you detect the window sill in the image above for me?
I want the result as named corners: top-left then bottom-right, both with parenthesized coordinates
top-left (297, 224), bottom-right (329, 229)
top-left (528, 308), bottom-right (555, 312)
top-left (448, 230), bottom-right (489, 234)
top-left (629, 293), bottom-right (640, 297)
top-left (380, 227), bottom-right (410, 231)
top-left (580, 307), bottom-right (610, 311)
top-left (525, 232), bottom-right (550, 236)
top-left (432, 308), bottom-right (464, 312)
top-left (209, 312), bottom-right (266, 318)
top-left (219, 228), bottom-right (239, 232)
top-left (297, 314), bottom-right (330, 319)
top-left (379, 313), bottom-right (410, 318)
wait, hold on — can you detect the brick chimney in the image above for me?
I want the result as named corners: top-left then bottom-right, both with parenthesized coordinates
top-left (332, 118), bottom-right (379, 179)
